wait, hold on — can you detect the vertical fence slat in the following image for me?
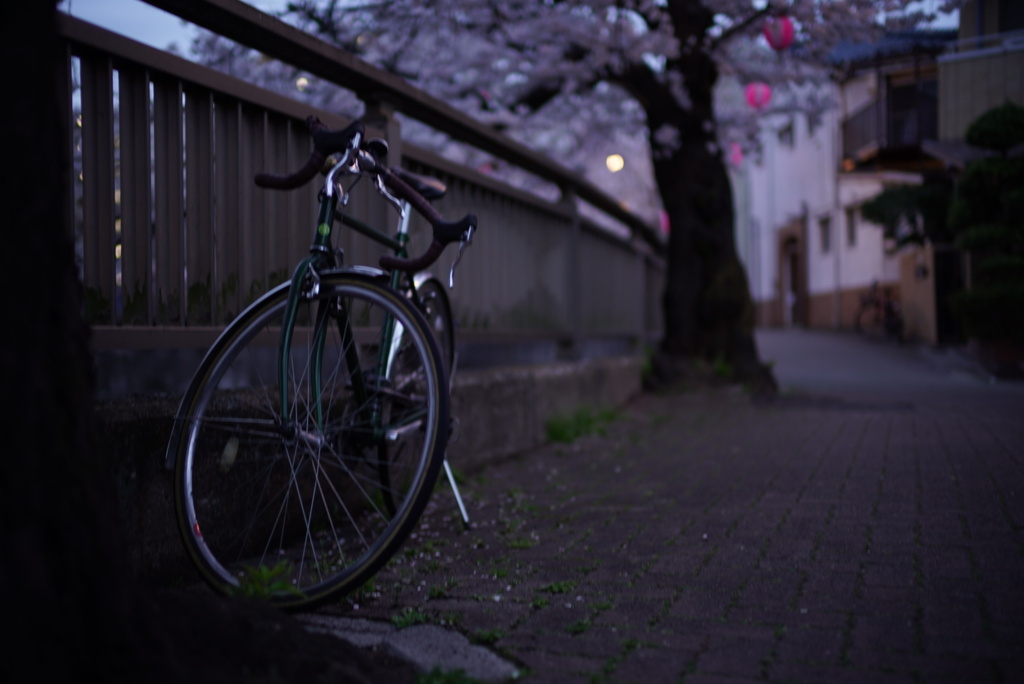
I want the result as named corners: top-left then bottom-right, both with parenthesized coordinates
top-left (79, 52), bottom-right (117, 325)
top-left (263, 113), bottom-right (291, 287)
top-left (214, 99), bottom-right (241, 322)
top-left (264, 115), bottom-right (286, 281)
top-left (185, 86), bottom-right (215, 325)
top-left (235, 105), bottom-right (264, 307)
top-left (61, 45), bottom-right (77, 254)
top-left (118, 64), bottom-right (151, 325)
top-left (288, 121), bottom-right (318, 269)
top-left (153, 76), bottom-right (185, 324)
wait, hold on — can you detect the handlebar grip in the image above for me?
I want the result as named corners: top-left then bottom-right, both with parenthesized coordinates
top-left (378, 167), bottom-right (478, 272)
top-left (382, 167), bottom-right (443, 225)
top-left (379, 241), bottom-right (446, 273)
top-left (253, 117), bottom-right (364, 190)
top-left (382, 168), bottom-right (478, 244)
top-left (377, 213), bottom-right (476, 272)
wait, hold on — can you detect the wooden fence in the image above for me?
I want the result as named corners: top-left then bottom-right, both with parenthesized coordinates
top-left (58, 2), bottom-right (665, 395)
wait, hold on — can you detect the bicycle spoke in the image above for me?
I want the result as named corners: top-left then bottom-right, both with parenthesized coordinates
top-left (173, 275), bottom-right (447, 608)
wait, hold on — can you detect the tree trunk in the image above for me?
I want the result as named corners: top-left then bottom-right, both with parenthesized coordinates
top-left (652, 138), bottom-right (776, 394)
top-left (1, 3), bottom-right (178, 679)
top-left (1, 6), bottom-right (415, 683)
top-left (645, 39), bottom-right (777, 395)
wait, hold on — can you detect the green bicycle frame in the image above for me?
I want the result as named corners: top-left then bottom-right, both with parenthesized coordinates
top-left (277, 191), bottom-right (337, 424)
top-left (275, 189), bottom-right (415, 435)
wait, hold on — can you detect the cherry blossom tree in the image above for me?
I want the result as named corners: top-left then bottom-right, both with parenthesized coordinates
top-left (193, 0), bottom-right (962, 392)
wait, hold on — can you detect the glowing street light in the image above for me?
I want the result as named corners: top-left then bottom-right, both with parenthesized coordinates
top-left (605, 154), bottom-right (624, 173)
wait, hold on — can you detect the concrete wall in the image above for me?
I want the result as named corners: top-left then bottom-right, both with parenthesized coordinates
top-left (96, 356), bottom-right (643, 585)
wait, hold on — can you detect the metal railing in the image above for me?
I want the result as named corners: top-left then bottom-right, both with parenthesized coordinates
top-left (58, 3), bottom-right (665, 394)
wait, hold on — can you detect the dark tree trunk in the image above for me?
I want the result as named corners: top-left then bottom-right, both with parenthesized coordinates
top-left (641, 5), bottom-right (777, 395)
top-left (652, 135), bottom-right (776, 395)
top-left (1, 5), bottom-right (415, 683)
top-left (1, 2), bottom-right (148, 679)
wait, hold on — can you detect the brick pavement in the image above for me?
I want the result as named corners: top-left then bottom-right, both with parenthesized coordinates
top-left (317, 330), bottom-right (1024, 683)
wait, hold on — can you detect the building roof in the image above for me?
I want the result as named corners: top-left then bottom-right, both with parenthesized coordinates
top-left (829, 29), bottom-right (958, 68)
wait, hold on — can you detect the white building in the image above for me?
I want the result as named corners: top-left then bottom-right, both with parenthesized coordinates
top-left (732, 29), bottom-right (957, 339)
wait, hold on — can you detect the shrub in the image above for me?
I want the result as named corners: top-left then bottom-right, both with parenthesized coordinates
top-left (965, 101), bottom-right (1024, 153)
top-left (948, 104), bottom-right (1024, 343)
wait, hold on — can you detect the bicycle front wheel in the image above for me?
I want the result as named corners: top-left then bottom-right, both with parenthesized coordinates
top-left (171, 273), bottom-right (448, 609)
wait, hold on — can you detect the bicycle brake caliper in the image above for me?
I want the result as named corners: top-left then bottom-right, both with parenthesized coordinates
top-left (304, 264), bottom-right (321, 299)
top-left (449, 225), bottom-right (475, 289)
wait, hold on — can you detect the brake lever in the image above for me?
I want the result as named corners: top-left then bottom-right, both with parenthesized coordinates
top-left (448, 224), bottom-right (475, 289)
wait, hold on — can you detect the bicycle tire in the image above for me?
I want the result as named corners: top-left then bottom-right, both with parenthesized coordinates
top-left (412, 276), bottom-right (455, 378)
top-left (381, 276), bottom-right (455, 516)
top-left (170, 272), bottom-right (448, 610)
top-left (854, 303), bottom-right (877, 336)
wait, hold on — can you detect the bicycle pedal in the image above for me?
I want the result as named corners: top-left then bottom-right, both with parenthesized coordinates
top-left (447, 416), bottom-right (460, 445)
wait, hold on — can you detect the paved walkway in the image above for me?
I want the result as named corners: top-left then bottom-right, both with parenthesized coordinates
top-left (315, 329), bottom-right (1024, 683)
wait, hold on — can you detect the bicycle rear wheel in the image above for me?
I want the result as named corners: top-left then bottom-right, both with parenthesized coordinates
top-left (381, 276), bottom-right (455, 516)
top-left (170, 273), bottom-right (448, 610)
top-left (854, 302), bottom-right (878, 336)
top-left (412, 276), bottom-right (455, 379)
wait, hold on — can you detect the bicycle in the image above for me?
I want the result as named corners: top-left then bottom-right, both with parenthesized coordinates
top-left (854, 281), bottom-right (903, 343)
top-left (165, 116), bottom-right (476, 610)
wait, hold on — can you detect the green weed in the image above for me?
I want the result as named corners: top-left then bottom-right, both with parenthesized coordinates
top-left (546, 406), bottom-right (618, 443)
top-left (230, 561), bottom-right (304, 599)
top-left (567, 618), bottom-right (591, 635)
top-left (470, 629), bottom-right (504, 645)
top-left (392, 606), bottom-right (430, 628)
top-left (540, 580), bottom-right (577, 594)
top-left (507, 536), bottom-right (538, 549)
top-left (416, 668), bottom-right (485, 684)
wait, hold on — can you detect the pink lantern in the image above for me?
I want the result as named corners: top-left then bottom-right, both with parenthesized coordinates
top-left (745, 82), bottom-right (772, 110)
top-left (763, 16), bottom-right (795, 51)
top-left (728, 142), bottom-right (744, 166)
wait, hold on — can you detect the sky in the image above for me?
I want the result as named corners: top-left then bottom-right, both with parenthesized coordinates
top-left (60, 0), bottom-right (961, 54)
top-left (58, 0), bottom-right (288, 53)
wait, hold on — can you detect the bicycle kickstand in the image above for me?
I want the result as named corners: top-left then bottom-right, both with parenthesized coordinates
top-left (443, 350), bottom-right (470, 529)
top-left (443, 459), bottom-right (470, 529)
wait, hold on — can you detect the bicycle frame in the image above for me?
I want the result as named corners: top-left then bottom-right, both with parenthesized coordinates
top-left (275, 157), bottom-right (425, 439)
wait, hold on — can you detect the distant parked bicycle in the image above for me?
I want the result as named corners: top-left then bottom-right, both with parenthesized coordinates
top-left (165, 116), bottom-right (476, 610)
top-left (854, 281), bottom-right (903, 343)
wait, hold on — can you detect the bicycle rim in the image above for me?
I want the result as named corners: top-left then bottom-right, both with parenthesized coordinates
top-left (172, 274), bottom-right (448, 609)
top-left (414, 278), bottom-right (455, 379)
top-left (381, 277), bottom-right (454, 516)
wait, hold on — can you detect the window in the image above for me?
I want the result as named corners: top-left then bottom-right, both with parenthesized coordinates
top-left (846, 207), bottom-right (858, 248)
top-left (807, 112), bottom-right (822, 138)
top-left (777, 121), bottom-right (795, 149)
top-left (820, 216), bottom-right (832, 254)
